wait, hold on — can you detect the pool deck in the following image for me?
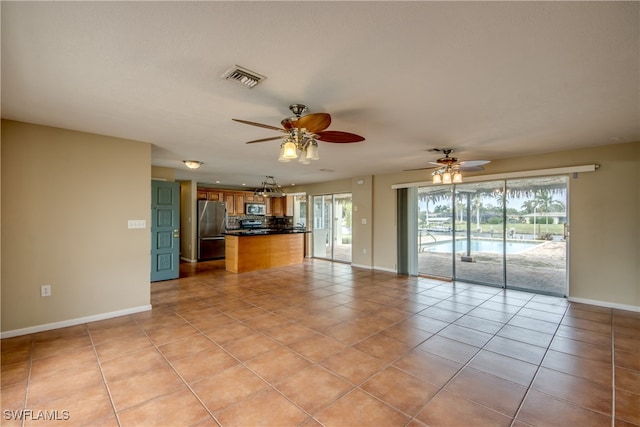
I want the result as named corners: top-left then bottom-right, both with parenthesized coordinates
top-left (418, 239), bottom-right (567, 296)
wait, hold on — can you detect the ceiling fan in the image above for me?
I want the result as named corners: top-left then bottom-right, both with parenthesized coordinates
top-left (406, 148), bottom-right (490, 184)
top-left (232, 104), bottom-right (365, 164)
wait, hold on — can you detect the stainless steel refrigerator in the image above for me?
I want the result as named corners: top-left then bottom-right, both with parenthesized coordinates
top-left (198, 200), bottom-right (227, 260)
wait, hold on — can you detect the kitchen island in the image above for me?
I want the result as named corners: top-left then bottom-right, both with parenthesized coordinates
top-left (224, 229), bottom-right (308, 273)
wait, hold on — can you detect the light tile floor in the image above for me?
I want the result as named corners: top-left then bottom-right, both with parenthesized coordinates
top-left (1, 259), bottom-right (639, 426)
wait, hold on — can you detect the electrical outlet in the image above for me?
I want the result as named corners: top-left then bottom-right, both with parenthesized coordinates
top-left (363, 248), bottom-right (367, 254)
top-left (41, 285), bottom-right (52, 297)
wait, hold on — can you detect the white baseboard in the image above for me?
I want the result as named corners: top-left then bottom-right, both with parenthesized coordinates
top-left (567, 297), bottom-right (639, 313)
top-left (373, 265), bottom-right (398, 273)
top-left (180, 257), bottom-right (197, 263)
top-left (350, 263), bottom-right (373, 270)
top-left (0, 305), bottom-right (153, 339)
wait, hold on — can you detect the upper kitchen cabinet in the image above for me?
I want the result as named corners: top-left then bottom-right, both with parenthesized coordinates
top-left (245, 194), bottom-right (265, 203)
top-left (271, 195), bottom-right (294, 217)
top-left (224, 193), bottom-right (236, 215)
top-left (234, 193), bottom-right (245, 215)
top-left (208, 192), bottom-right (224, 201)
top-left (197, 189), bottom-right (223, 201)
top-left (196, 188), bottom-right (294, 217)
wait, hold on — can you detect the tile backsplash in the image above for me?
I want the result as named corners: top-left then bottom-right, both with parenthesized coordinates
top-left (226, 215), bottom-right (293, 229)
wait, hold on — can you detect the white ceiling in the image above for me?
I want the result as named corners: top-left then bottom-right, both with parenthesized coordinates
top-left (2, 1), bottom-right (638, 189)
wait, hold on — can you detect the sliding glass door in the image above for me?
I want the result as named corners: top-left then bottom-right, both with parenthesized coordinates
top-left (505, 177), bottom-right (568, 295)
top-left (417, 186), bottom-right (453, 278)
top-left (312, 193), bottom-right (352, 263)
top-left (416, 176), bottom-right (568, 296)
top-left (454, 181), bottom-right (505, 287)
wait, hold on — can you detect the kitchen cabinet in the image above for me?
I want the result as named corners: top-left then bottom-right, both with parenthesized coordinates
top-left (224, 193), bottom-right (235, 215)
top-left (234, 193), bottom-right (245, 215)
top-left (285, 195), bottom-right (294, 216)
top-left (197, 189), bottom-right (223, 201)
top-left (271, 197), bottom-right (283, 217)
top-left (270, 195), bottom-right (294, 217)
top-left (207, 192), bottom-right (224, 202)
top-left (225, 233), bottom-right (304, 273)
top-left (245, 194), bottom-right (264, 203)
top-left (196, 188), bottom-right (293, 217)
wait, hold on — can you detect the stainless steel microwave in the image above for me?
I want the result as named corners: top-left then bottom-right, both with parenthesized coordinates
top-left (245, 203), bottom-right (266, 215)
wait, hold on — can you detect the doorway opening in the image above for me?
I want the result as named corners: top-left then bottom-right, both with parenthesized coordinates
top-left (312, 193), bottom-right (352, 263)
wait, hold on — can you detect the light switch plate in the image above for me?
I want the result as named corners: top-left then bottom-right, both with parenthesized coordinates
top-left (128, 220), bottom-right (146, 229)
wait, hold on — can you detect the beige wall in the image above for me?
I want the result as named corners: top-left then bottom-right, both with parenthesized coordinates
top-left (351, 176), bottom-right (373, 267)
top-left (151, 166), bottom-right (175, 181)
top-left (1, 120), bottom-right (152, 334)
top-left (179, 180), bottom-right (197, 262)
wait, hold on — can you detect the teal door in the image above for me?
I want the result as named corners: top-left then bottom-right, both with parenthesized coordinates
top-left (151, 181), bottom-right (180, 282)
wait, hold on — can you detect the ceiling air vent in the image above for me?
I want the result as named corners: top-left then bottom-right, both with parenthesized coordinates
top-left (222, 65), bottom-right (266, 88)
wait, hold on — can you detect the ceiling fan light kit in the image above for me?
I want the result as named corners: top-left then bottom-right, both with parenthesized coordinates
top-left (234, 104), bottom-right (364, 165)
top-left (432, 167), bottom-right (463, 184)
top-left (407, 148), bottom-right (490, 185)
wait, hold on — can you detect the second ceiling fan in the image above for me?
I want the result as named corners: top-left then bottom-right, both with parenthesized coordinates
top-left (407, 148), bottom-right (490, 184)
top-left (233, 104), bottom-right (365, 163)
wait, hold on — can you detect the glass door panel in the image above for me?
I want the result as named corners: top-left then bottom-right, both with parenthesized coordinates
top-left (333, 193), bottom-right (352, 263)
top-left (312, 195), bottom-right (332, 259)
top-left (454, 181), bottom-right (505, 287)
top-left (312, 193), bottom-right (352, 263)
top-left (417, 186), bottom-right (454, 278)
top-left (505, 177), bottom-right (568, 296)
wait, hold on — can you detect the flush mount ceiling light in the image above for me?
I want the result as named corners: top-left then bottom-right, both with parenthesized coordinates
top-left (254, 176), bottom-right (285, 198)
top-left (221, 65), bottom-right (266, 88)
top-left (183, 160), bottom-right (203, 169)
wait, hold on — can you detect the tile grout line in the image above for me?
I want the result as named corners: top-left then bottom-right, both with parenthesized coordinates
top-left (403, 286), bottom-right (534, 426)
top-left (19, 335), bottom-right (36, 427)
top-left (86, 325), bottom-right (122, 427)
top-left (611, 312), bottom-right (616, 427)
top-left (132, 314), bottom-right (223, 426)
top-left (508, 301), bottom-right (572, 427)
top-left (168, 301), bottom-right (324, 424)
top-left (171, 277), bottom-right (466, 424)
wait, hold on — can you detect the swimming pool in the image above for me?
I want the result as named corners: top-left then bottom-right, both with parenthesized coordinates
top-left (424, 239), bottom-right (544, 254)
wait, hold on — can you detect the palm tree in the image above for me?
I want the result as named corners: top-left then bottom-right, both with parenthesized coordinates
top-left (522, 190), bottom-right (565, 233)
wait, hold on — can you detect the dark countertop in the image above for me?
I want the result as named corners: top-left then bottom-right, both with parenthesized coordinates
top-left (224, 228), bottom-right (310, 236)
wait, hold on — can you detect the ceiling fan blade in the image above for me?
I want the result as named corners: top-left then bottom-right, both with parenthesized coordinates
top-left (281, 118), bottom-right (295, 131)
top-left (294, 113), bottom-right (332, 133)
top-left (315, 130), bottom-right (365, 143)
top-left (459, 165), bottom-right (485, 172)
top-left (232, 118), bottom-right (285, 132)
top-left (458, 160), bottom-right (490, 167)
top-left (403, 166), bottom-right (436, 172)
top-left (245, 136), bottom-right (284, 144)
